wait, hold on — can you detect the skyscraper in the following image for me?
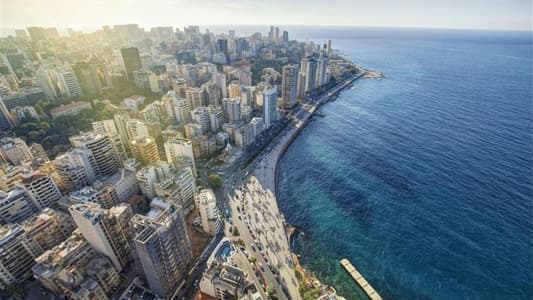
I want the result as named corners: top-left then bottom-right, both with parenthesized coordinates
top-left (298, 57), bottom-right (318, 99)
top-left (130, 198), bottom-right (193, 298)
top-left (282, 30), bottom-right (289, 43)
top-left (316, 55), bottom-right (329, 87)
top-left (120, 47), bottom-right (142, 80)
top-left (263, 86), bottom-right (278, 127)
top-left (281, 64), bottom-right (299, 109)
top-left (215, 39), bottom-right (229, 62)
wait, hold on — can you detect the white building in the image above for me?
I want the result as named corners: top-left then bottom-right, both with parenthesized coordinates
top-left (0, 137), bottom-right (32, 165)
top-left (196, 189), bottom-right (221, 235)
top-left (164, 138), bottom-right (196, 176)
top-left (192, 106), bottom-right (211, 133)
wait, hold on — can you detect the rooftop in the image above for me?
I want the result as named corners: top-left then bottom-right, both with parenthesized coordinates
top-left (49, 101), bottom-right (91, 114)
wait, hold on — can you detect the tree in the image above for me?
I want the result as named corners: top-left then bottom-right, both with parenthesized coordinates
top-left (248, 256), bottom-right (257, 263)
top-left (233, 227), bottom-right (240, 236)
top-left (9, 284), bottom-right (25, 299)
top-left (208, 173), bottom-right (222, 189)
top-left (267, 287), bottom-right (279, 300)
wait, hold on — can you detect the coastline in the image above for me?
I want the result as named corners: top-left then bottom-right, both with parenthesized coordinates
top-left (271, 69), bottom-right (369, 297)
top-left (227, 62), bottom-right (371, 300)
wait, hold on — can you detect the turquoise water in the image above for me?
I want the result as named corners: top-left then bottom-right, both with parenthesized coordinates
top-left (277, 28), bottom-right (533, 299)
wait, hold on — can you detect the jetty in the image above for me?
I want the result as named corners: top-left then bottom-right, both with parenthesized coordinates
top-left (340, 259), bottom-right (382, 300)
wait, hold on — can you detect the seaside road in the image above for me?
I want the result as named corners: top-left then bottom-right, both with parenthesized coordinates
top-left (226, 72), bottom-right (364, 300)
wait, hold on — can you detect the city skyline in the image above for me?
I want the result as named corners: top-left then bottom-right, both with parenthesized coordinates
top-left (1, 0), bottom-right (531, 36)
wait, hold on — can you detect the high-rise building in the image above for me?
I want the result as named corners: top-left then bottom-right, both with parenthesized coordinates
top-left (164, 138), bottom-right (196, 175)
top-left (70, 132), bottom-right (120, 177)
top-left (19, 171), bottom-right (62, 210)
top-left (32, 231), bottom-right (95, 295)
top-left (263, 86), bottom-right (278, 127)
top-left (186, 87), bottom-right (204, 110)
top-left (23, 208), bottom-right (75, 251)
top-left (224, 98), bottom-right (241, 124)
top-left (250, 117), bottom-right (265, 137)
top-left (98, 168), bottom-right (139, 203)
top-left (0, 186), bottom-right (36, 224)
top-left (69, 203), bottom-right (132, 271)
top-left (0, 165), bottom-right (26, 192)
top-left (68, 181), bottom-right (121, 210)
top-left (36, 67), bottom-right (58, 101)
top-left (0, 224), bottom-right (44, 289)
top-left (192, 106), bottom-right (211, 133)
top-left (0, 137), bottom-right (32, 165)
top-left (228, 81), bottom-right (240, 99)
top-left (184, 123), bottom-right (203, 139)
top-left (120, 47), bottom-right (142, 80)
top-left (196, 189), bottom-right (221, 235)
top-left (208, 105), bottom-right (223, 133)
top-left (86, 256), bottom-right (122, 295)
top-left (215, 39), bottom-right (229, 62)
top-left (212, 72), bottom-right (228, 98)
top-left (282, 30), bottom-right (289, 43)
top-left (281, 64), bottom-right (299, 109)
top-left (57, 67), bottom-right (82, 98)
top-left (136, 161), bottom-right (172, 199)
top-left (199, 239), bottom-right (252, 299)
top-left (0, 96), bottom-right (14, 135)
top-left (298, 57), bottom-right (318, 99)
top-left (130, 198), bottom-right (193, 298)
top-left (166, 91), bottom-right (191, 124)
top-left (72, 61), bottom-right (112, 95)
top-left (92, 120), bottom-right (128, 161)
top-left (53, 151), bottom-right (95, 193)
top-left (129, 136), bottom-right (159, 166)
top-left (316, 55), bottom-right (329, 87)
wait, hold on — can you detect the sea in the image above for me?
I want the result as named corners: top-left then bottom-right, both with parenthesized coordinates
top-left (275, 27), bottom-right (533, 299)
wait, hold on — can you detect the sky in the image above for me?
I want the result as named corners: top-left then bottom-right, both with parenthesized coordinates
top-left (1, 0), bottom-right (531, 35)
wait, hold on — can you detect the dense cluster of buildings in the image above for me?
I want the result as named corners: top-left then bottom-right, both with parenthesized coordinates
top-left (0, 23), bottom-right (353, 299)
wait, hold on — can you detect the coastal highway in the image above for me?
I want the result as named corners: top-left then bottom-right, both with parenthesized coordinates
top-left (220, 71), bottom-right (365, 300)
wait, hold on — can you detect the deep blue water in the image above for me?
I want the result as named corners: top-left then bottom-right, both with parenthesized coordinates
top-left (277, 28), bottom-right (533, 299)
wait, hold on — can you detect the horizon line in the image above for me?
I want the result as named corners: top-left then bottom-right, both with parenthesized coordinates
top-left (1, 23), bottom-right (531, 37)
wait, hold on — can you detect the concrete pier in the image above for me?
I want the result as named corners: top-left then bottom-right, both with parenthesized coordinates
top-left (340, 258), bottom-right (382, 300)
